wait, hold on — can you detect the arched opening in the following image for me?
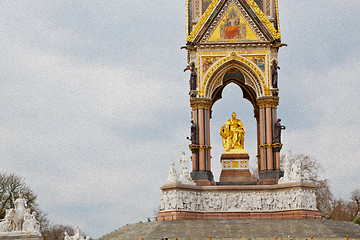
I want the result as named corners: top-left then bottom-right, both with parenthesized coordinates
top-left (210, 72), bottom-right (259, 181)
top-left (210, 67), bottom-right (258, 109)
top-left (190, 56), bottom-right (281, 185)
top-left (204, 58), bottom-right (265, 100)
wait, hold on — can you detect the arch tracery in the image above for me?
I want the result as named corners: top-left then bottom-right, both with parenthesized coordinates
top-left (200, 53), bottom-right (270, 98)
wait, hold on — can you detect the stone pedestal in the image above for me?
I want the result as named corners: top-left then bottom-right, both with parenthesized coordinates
top-left (100, 219), bottom-right (360, 240)
top-left (258, 169), bottom-right (284, 185)
top-left (190, 170), bottom-right (214, 186)
top-left (157, 182), bottom-right (321, 221)
top-left (0, 233), bottom-right (42, 240)
top-left (219, 152), bottom-right (256, 185)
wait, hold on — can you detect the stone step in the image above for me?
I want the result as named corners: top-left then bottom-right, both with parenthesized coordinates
top-left (98, 219), bottom-right (360, 240)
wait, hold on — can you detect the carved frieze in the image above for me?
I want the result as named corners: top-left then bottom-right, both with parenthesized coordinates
top-left (160, 186), bottom-right (317, 213)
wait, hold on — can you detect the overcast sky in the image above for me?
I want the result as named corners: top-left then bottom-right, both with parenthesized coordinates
top-left (0, 0), bottom-right (359, 238)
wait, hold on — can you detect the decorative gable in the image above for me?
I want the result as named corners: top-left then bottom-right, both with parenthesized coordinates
top-left (206, 3), bottom-right (262, 43)
top-left (187, 0), bottom-right (280, 44)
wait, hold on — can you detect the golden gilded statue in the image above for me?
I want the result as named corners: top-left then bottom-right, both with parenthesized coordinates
top-left (220, 112), bottom-right (246, 152)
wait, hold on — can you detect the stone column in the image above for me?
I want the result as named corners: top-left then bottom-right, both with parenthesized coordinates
top-left (190, 97), bottom-right (214, 185)
top-left (255, 109), bottom-right (261, 175)
top-left (257, 96), bottom-right (282, 185)
top-left (259, 107), bottom-right (265, 171)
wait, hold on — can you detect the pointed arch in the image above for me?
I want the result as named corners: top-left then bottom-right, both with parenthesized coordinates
top-left (200, 53), bottom-right (269, 104)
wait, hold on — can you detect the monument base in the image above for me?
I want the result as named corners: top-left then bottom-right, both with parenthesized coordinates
top-left (158, 181), bottom-right (321, 221)
top-left (0, 233), bottom-right (42, 240)
top-left (219, 152), bottom-right (256, 184)
top-left (218, 169), bottom-right (256, 185)
top-left (157, 209), bottom-right (321, 221)
top-left (99, 219), bottom-right (360, 240)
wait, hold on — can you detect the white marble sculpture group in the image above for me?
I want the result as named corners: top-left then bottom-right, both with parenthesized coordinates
top-left (278, 152), bottom-right (311, 184)
top-left (64, 226), bottom-right (90, 240)
top-left (160, 152), bottom-right (317, 213)
top-left (164, 152), bottom-right (195, 185)
top-left (0, 194), bottom-right (40, 235)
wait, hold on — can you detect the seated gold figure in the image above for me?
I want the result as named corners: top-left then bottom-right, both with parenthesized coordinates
top-left (220, 112), bottom-right (246, 152)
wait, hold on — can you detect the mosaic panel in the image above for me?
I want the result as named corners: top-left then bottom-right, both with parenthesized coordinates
top-left (201, 56), bottom-right (223, 74)
top-left (231, 161), bottom-right (239, 168)
top-left (250, 56), bottom-right (265, 71)
top-left (223, 160), bottom-right (231, 169)
top-left (207, 4), bottom-right (259, 42)
top-left (222, 160), bottom-right (249, 170)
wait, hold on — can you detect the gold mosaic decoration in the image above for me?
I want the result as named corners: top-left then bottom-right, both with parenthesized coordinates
top-left (201, 56), bottom-right (223, 74)
top-left (247, 0), bottom-right (281, 39)
top-left (223, 160), bottom-right (231, 168)
top-left (240, 160), bottom-right (248, 168)
top-left (187, 0), bottom-right (281, 42)
top-left (206, 4), bottom-right (260, 43)
top-left (249, 55), bottom-right (265, 71)
top-left (222, 160), bottom-right (248, 169)
top-left (232, 161), bottom-right (239, 168)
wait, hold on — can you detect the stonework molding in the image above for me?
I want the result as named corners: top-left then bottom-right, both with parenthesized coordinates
top-left (257, 96), bottom-right (279, 108)
top-left (190, 97), bottom-right (212, 109)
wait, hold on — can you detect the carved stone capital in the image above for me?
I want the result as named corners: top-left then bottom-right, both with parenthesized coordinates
top-left (190, 97), bottom-right (212, 110)
top-left (257, 96), bottom-right (279, 108)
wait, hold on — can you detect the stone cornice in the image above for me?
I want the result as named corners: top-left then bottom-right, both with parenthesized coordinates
top-left (161, 181), bottom-right (316, 191)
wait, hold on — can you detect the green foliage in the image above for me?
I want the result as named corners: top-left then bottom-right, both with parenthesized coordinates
top-left (355, 218), bottom-right (360, 225)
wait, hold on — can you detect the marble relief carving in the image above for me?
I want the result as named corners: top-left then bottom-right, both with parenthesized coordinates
top-left (160, 188), bottom-right (317, 212)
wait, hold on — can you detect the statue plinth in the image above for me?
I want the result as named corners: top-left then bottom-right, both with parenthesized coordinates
top-left (219, 151), bottom-right (256, 185)
top-left (222, 149), bottom-right (248, 155)
top-left (0, 233), bottom-right (42, 240)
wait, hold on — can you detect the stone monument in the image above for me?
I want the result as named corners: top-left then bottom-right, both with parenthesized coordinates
top-left (99, 1), bottom-right (360, 239)
top-left (157, 0), bottom-right (321, 221)
top-left (0, 194), bottom-right (42, 240)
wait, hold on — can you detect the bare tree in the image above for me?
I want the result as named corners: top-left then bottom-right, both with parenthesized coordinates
top-left (42, 224), bottom-right (75, 240)
top-left (350, 189), bottom-right (360, 221)
top-left (281, 153), bottom-right (360, 222)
